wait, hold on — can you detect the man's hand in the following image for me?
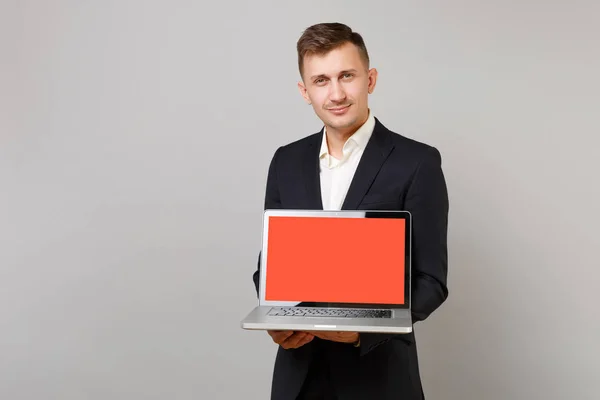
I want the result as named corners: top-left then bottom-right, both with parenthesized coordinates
top-left (267, 330), bottom-right (314, 349)
top-left (308, 331), bottom-right (359, 344)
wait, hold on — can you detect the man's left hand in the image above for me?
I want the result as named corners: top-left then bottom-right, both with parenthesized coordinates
top-left (307, 331), bottom-right (359, 344)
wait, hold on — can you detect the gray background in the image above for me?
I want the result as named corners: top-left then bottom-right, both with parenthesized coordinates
top-left (1, 0), bottom-right (599, 399)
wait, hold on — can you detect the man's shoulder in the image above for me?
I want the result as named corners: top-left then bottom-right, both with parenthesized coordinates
top-left (377, 119), bottom-right (441, 160)
top-left (269, 130), bottom-right (321, 164)
top-left (278, 131), bottom-right (321, 153)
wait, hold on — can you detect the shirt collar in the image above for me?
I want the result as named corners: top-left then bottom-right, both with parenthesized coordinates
top-left (319, 110), bottom-right (375, 159)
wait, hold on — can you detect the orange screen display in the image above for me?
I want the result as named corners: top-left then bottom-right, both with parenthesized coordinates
top-left (265, 216), bottom-right (405, 304)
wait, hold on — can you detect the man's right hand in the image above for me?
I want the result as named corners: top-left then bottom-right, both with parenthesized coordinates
top-left (267, 330), bottom-right (314, 349)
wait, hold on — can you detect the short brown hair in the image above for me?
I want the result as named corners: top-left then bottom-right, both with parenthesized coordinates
top-left (296, 23), bottom-right (370, 78)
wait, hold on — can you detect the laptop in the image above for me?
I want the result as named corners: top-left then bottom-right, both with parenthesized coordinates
top-left (240, 209), bottom-right (412, 334)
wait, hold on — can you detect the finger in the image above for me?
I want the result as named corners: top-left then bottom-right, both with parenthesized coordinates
top-left (270, 330), bottom-right (292, 337)
top-left (269, 330), bottom-right (294, 344)
top-left (284, 332), bottom-right (307, 348)
top-left (274, 333), bottom-right (294, 344)
top-left (298, 334), bottom-right (314, 346)
top-left (282, 332), bottom-right (310, 349)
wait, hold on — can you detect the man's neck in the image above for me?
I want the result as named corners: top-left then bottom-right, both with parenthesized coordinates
top-left (325, 128), bottom-right (354, 159)
top-left (325, 113), bottom-right (369, 159)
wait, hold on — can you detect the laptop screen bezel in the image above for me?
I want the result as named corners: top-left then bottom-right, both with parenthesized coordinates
top-left (258, 209), bottom-right (411, 309)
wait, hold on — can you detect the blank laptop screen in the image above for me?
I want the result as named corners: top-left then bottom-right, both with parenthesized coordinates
top-left (265, 216), bottom-right (406, 305)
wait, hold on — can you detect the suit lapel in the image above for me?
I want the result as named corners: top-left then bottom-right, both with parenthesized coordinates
top-left (303, 130), bottom-right (324, 210)
top-left (341, 118), bottom-right (395, 210)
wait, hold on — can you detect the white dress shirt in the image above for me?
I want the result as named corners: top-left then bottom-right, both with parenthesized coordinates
top-left (319, 111), bottom-right (376, 210)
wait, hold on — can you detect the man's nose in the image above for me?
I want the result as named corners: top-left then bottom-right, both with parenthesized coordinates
top-left (328, 81), bottom-right (346, 103)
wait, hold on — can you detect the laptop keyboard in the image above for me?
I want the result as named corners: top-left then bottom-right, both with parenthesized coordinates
top-left (267, 307), bottom-right (391, 319)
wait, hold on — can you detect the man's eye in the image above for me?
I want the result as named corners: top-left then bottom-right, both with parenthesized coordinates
top-left (343, 73), bottom-right (353, 79)
top-left (315, 78), bottom-right (326, 84)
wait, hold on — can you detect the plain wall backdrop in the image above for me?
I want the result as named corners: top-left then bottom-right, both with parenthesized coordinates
top-left (1, 1), bottom-right (599, 399)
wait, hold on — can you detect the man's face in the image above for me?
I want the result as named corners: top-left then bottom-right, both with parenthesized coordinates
top-left (298, 42), bottom-right (377, 134)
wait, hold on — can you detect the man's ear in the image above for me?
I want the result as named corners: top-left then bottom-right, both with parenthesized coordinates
top-left (298, 81), bottom-right (312, 105)
top-left (367, 68), bottom-right (378, 94)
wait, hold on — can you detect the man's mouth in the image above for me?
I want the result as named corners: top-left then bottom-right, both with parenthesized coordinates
top-left (327, 105), bottom-right (351, 115)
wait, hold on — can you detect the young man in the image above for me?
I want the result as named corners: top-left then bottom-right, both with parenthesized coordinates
top-left (253, 23), bottom-right (449, 400)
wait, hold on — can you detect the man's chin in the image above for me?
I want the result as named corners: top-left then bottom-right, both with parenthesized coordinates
top-left (325, 117), bottom-right (357, 131)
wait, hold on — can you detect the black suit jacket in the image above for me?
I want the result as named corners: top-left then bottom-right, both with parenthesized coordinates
top-left (253, 117), bottom-right (449, 400)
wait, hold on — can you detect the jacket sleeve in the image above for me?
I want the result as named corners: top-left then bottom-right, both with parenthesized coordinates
top-left (358, 146), bottom-right (450, 356)
top-left (253, 147), bottom-right (284, 297)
